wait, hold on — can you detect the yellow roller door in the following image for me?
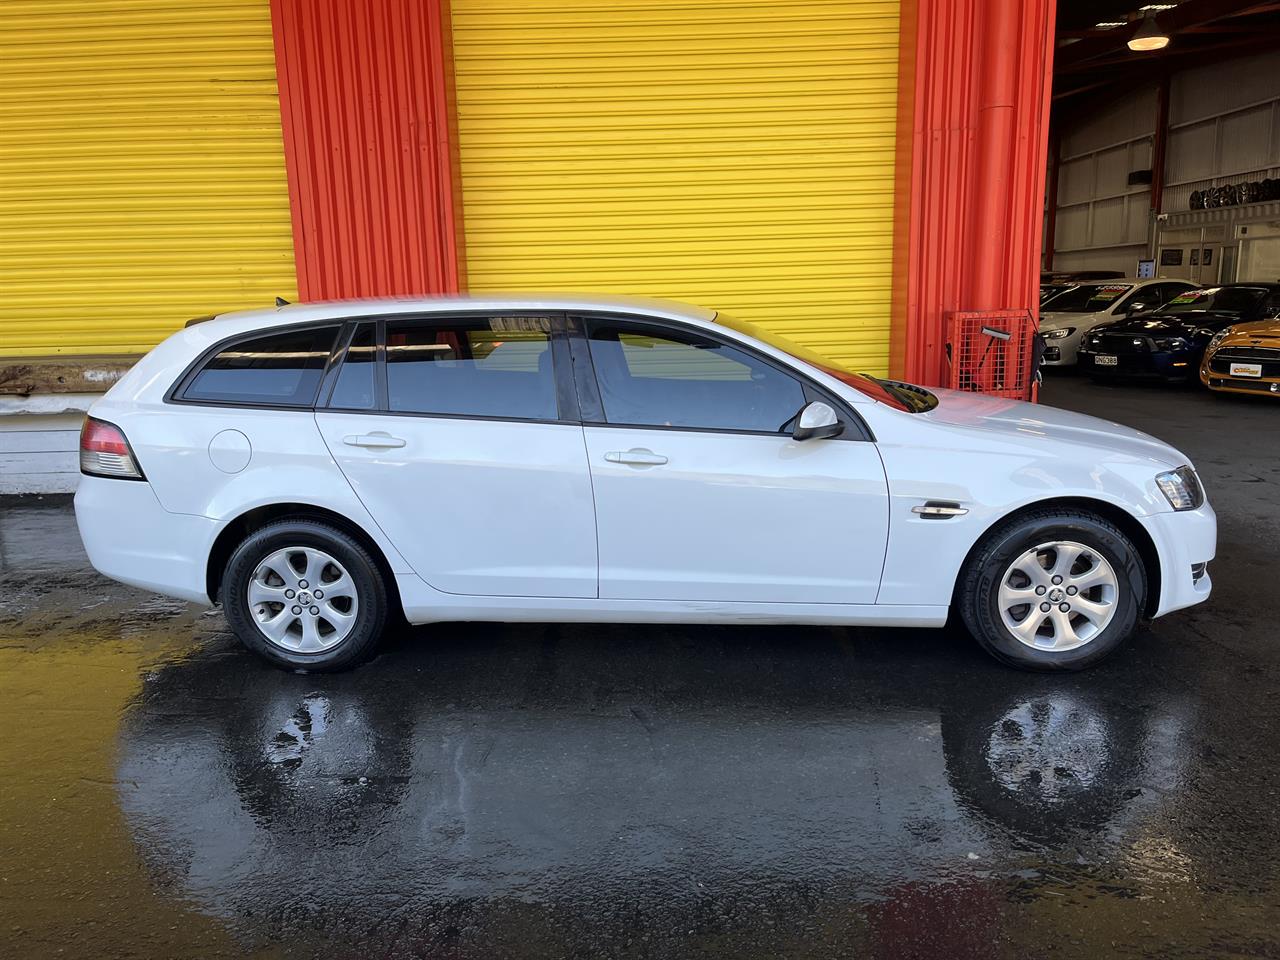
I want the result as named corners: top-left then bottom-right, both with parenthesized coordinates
top-left (452, 0), bottom-right (900, 373)
top-left (0, 0), bottom-right (296, 356)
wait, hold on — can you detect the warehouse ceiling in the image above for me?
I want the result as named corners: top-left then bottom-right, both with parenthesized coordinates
top-left (1054, 0), bottom-right (1280, 108)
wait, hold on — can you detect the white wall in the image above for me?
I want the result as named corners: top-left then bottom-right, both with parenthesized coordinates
top-left (1164, 50), bottom-right (1280, 212)
top-left (1050, 50), bottom-right (1280, 277)
top-left (1052, 85), bottom-right (1157, 276)
top-left (0, 398), bottom-right (92, 494)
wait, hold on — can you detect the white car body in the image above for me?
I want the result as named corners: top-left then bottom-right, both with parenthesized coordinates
top-left (75, 295), bottom-right (1215, 639)
top-left (1040, 279), bottom-right (1198, 366)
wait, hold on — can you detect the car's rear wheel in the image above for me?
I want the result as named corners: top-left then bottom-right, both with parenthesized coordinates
top-left (958, 509), bottom-right (1147, 671)
top-left (220, 519), bottom-right (389, 671)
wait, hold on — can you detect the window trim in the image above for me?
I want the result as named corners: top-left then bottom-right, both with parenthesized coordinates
top-left (166, 320), bottom-right (346, 410)
top-left (567, 313), bottom-right (873, 442)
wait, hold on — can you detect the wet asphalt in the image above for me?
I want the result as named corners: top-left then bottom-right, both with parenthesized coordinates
top-left (1, 378), bottom-right (1278, 959)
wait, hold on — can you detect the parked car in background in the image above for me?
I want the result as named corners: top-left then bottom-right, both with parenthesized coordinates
top-left (1079, 283), bottom-right (1280, 382)
top-left (1201, 317), bottom-right (1280, 398)
top-left (75, 295), bottom-right (1215, 674)
top-left (1041, 270), bottom-right (1125, 283)
top-left (1039, 279), bottom-right (1198, 367)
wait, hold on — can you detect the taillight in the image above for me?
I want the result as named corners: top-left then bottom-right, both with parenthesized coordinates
top-left (80, 417), bottom-right (145, 480)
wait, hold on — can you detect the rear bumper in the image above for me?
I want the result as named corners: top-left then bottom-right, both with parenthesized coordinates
top-left (74, 475), bottom-right (219, 606)
top-left (1139, 503), bottom-right (1216, 618)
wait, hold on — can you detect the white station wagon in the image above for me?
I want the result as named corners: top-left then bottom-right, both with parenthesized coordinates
top-left (75, 296), bottom-right (1216, 672)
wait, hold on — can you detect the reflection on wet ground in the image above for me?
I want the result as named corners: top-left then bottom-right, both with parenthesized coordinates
top-left (2, 380), bottom-right (1279, 958)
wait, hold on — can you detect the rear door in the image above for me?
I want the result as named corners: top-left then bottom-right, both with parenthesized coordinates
top-left (572, 316), bottom-right (889, 604)
top-left (314, 314), bottom-right (598, 598)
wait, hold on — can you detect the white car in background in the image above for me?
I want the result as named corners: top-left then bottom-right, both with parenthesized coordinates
top-left (1040, 278), bottom-right (1199, 366)
top-left (74, 295), bottom-right (1216, 673)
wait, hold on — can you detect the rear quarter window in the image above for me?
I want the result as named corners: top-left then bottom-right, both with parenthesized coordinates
top-left (180, 325), bottom-right (339, 406)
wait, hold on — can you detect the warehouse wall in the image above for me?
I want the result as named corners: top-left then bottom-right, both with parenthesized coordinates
top-left (1050, 85), bottom-right (1156, 276)
top-left (1050, 49), bottom-right (1280, 278)
top-left (1163, 49), bottom-right (1280, 214)
top-left (0, 0), bottom-right (296, 356)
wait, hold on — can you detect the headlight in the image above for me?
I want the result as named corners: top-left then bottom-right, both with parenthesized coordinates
top-left (1155, 466), bottom-right (1205, 511)
top-left (1205, 329), bottom-right (1230, 354)
top-left (1044, 327), bottom-right (1076, 340)
top-left (1154, 337), bottom-right (1188, 351)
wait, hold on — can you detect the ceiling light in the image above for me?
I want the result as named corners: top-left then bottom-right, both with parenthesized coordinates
top-left (1139, 4), bottom-right (1178, 10)
top-left (1128, 11), bottom-right (1170, 51)
top-left (1095, 21), bottom-right (1127, 28)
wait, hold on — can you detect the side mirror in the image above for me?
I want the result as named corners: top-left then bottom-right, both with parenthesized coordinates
top-left (792, 401), bottom-right (844, 441)
top-left (1124, 301), bottom-right (1150, 316)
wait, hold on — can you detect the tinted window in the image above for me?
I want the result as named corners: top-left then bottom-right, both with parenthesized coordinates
top-left (587, 322), bottom-right (806, 433)
top-left (386, 316), bottom-right (557, 420)
top-left (328, 324), bottom-right (376, 410)
top-left (1161, 286), bottom-right (1268, 316)
top-left (183, 326), bottom-right (337, 406)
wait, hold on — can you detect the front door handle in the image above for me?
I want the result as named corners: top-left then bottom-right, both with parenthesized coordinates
top-left (344, 433), bottom-right (406, 449)
top-left (604, 448), bottom-right (668, 466)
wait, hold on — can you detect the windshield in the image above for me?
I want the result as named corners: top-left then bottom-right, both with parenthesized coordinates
top-left (714, 313), bottom-right (936, 413)
top-left (1159, 286), bottom-right (1267, 316)
top-left (1041, 282), bottom-right (1133, 313)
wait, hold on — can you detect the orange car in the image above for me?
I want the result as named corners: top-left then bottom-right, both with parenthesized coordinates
top-left (1201, 319), bottom-right (1280, 397)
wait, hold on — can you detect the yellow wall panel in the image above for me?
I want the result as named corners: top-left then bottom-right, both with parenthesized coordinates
top-left (452, 0), bottom-right (900, 372)
top-left (0, 0), bottom-right (296, 356)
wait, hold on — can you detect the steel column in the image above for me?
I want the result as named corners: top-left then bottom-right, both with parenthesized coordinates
top-left (271, 0), bottom-right (465, 301)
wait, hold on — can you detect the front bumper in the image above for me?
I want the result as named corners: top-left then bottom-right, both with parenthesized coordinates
top-left (1138, 503), bottom-right (1216, 618)
top-left (74, 475), bottom-right (220, 606)
top-left (1040, 333), bottom-right (1083, 366)
top-left (1079, 347), bottom-right (1199, 380)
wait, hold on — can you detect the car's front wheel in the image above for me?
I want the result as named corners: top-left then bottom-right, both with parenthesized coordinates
top-left (220, 519), bottom-right (389, 671)
top-left (958, 509), bottom-right (1147, 671)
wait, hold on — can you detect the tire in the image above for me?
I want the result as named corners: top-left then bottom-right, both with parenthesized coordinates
top-left (220, 518), bottom-right (390, 671)
top-left (957, 509), bottom-right (1147, 671)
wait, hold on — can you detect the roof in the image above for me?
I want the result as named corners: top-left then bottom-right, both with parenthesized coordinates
top-left (206, 293), bottom-right (718, 334)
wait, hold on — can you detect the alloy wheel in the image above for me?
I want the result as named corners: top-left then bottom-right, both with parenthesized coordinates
top-left (997, 540), bottom-right (1119, 652)
top-left (247, 546), bottom-right (360, 653)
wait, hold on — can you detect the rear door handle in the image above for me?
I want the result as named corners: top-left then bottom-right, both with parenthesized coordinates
top-left (604, 448), bottom-right (668, 466)
top-left (344, 433), bottom-right (406, 449)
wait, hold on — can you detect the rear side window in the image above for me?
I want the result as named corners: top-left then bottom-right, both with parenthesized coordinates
top-left (182, 326), bottom-right (338, 406)
top-left (386, 316), bottom-right (558, 420)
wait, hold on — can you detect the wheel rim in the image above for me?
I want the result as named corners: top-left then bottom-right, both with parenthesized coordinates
top-left (247, 546), bottom-right (359, 653)
top-left (997, 540), bottom-right (1119, 652)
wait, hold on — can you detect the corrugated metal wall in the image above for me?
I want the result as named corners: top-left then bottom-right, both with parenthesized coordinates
top-left (0, 0), bottom-right (296, 356)
top-left (1051, 85), bottom-right (1156, 275)
top-left (270, 0), bottom-right (464, 301)
top-left (1164, 50), bottom-right (1280, 214)
top-left (450, 0), bottom-right (901, 372)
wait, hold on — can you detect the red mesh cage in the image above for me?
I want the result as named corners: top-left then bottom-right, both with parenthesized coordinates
top-left (945, 310), bottom-right (1040, 402)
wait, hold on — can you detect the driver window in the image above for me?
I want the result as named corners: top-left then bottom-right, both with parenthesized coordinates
top-left (586, 321), bottom-right (806, 433)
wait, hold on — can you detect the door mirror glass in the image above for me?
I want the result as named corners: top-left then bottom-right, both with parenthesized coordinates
top-left (792, 401), bottom-right (843, 441)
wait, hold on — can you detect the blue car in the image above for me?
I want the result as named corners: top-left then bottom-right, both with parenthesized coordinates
top-left (1079, 283), bottom-right (1280, 382)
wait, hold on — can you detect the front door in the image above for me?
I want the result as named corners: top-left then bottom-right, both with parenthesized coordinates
top-left (574, 317), bottom-right (889, 604)
top-left (316, 315), bottom-right (597, 598)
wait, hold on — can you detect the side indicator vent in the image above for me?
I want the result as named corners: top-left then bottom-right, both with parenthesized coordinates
top-left (912, 501), bottom-right (968, 519)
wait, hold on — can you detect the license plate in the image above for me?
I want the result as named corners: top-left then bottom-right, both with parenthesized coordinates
top-left (1231, 362), bottom-right (1263, 378)
top-left (1095, 354), bottom-right (1118, 366)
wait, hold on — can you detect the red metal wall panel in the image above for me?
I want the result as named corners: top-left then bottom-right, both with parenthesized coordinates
top-left (891, 0), bottom-right (1056, 386)
top-left (271, 0), bottom-right (464, 301)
